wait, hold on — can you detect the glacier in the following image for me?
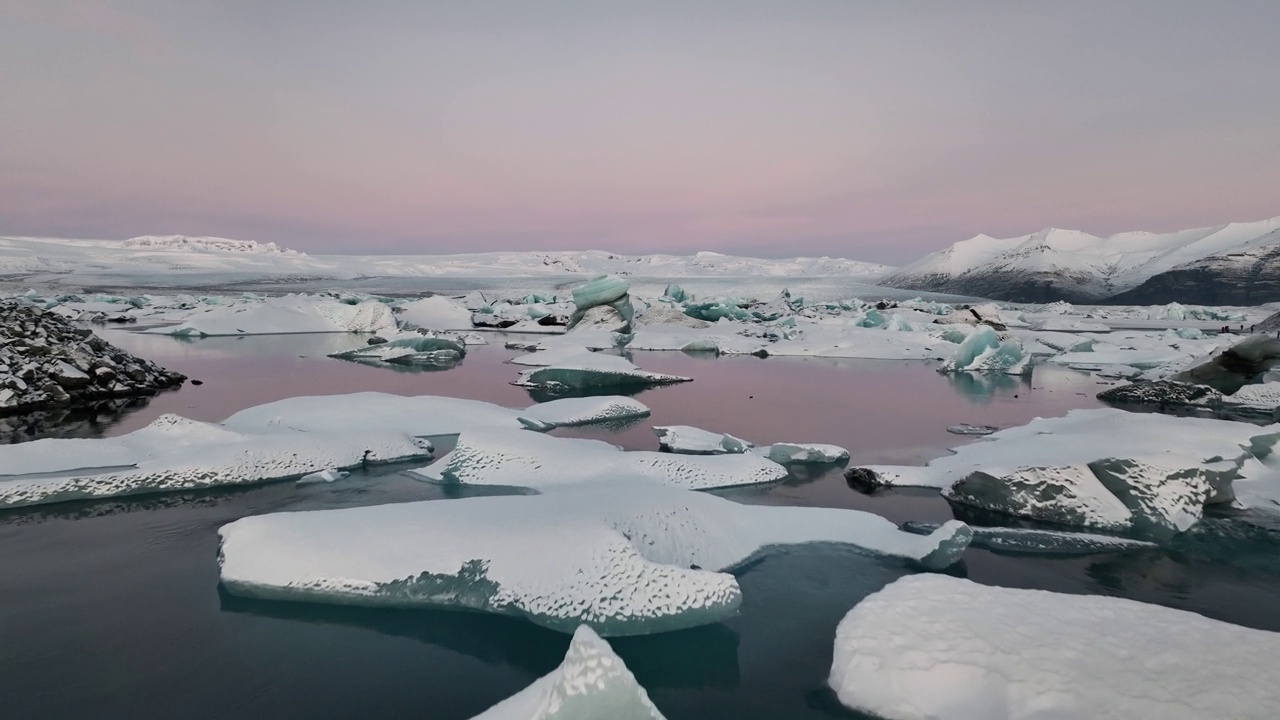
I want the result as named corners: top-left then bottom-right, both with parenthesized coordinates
top-left (829, 575), bottom-right (1280, 720)
top-left (218, 480), bottom-right (972, 635)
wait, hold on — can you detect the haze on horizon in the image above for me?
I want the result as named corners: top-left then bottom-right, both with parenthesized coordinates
top-left (2, 0), bottom-right (1278, 263)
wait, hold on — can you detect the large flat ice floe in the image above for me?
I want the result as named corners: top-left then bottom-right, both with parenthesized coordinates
top-left (0, 414), bottom-right (428, 509)
top-left (829, 575), bottom-right (1280, 720)
top-left (513, 351), bottom-right (691, 393)
top-left (222, 392), bottom-right (651, 437)
top-left (412, 430), bottom-right (788, 490)
top-left (0, 393), bottom-right (650, 508)
top-left (218, 481), bottom-right (972, 635)
top-left (471, 625), bottom-right (666, 720)
top-left (857, 408), bottom-right (1280, 535)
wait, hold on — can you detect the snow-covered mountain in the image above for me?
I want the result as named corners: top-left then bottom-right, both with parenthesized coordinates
top-left (882, 217), bottom-right (1280, 303)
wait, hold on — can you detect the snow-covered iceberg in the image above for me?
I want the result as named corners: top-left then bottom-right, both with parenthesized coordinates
top-left (829, 575), bottom-right (1280, 720)
top-left (852, 408), bottom-right (1279, 535)
top-left (328, 334), bottom-right (467, 369)
top-left (760, 442), bottom-right (849, 465)
top-left (412, 430), bottom-right (787, 490)
top-left (653, 425), bottom-right (752, 455)
top-left (218, 480), bottom-right (972, 635)
top-left (0, 414), bottom-right (427, 509)
top-left (513, 352), bottom-right (691, 394)
top-left (471, 625), bottom-right (666, 720)
top-left (144, 295), bottom-right (397, 336)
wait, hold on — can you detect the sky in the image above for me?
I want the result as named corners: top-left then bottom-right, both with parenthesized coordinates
top-left (1, 1), bottom-right (1278, 263)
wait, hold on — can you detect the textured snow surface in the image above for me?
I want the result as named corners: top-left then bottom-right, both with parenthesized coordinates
top-left (218, 481), bottom-right (971, 634)
top-left (653, 425), bottom-right (752, 455)
top-left (829, 575), bottom-right (1280, 720)
top-left (0, 414), bottom-right (426, 509)
top-left (862, 409), bottom-right (1279, 533)
top-left (412, 430), bottom-right (787, 490)
top-left (143, 295), bottom-right (397, 336)
top-left (471, 625), bottom-right (666, 720)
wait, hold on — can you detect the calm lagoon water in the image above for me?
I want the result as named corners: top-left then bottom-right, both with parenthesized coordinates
top-left (3, 330), bottom-right (1279, 719)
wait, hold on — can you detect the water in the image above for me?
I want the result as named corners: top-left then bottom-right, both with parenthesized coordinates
top-left (3, 331), bottom-right (1279, 719)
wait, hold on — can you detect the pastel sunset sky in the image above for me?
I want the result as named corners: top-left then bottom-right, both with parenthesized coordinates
top-left (2, 1), bottom-right (1277, 262)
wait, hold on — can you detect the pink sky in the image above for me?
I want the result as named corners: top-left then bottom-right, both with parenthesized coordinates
top-left (1, 1), bottom-right (1277, 262)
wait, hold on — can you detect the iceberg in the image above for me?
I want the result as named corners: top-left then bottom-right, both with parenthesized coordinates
top-left (899, 522), bottom-right (1157, 555)
top-left (761, 443), bottom-right (849, 464)
top-left (653, 425), bottom-right (752, 455)
top-left (939, 326), bottom-right (1031, 375)
top-left (514, 352), bottom-right (691, 394)
top-left (218, 480), bottom-right (972, 634)
top-left (144, 295), bottom-right (397, 336)
top-left (566, 275), bottom-right (635, 334)
top-left (328, 334), bottom-right (467, 369)
top-left (829, 575), bottom-right (1280, 720)
top-left (412, 430), bottom-right (787, 490)
top-left (0, 414), bottom-right (427, 510)
top-left (851, 408), bottom-right (1278, 534)
top-left (471, 625), bottom-right (666, 720)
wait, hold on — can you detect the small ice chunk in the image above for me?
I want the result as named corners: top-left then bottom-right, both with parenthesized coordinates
top-left (514, 353), bottom-right (691, 393)
top-left (471, 625), bottom-right (666, 720)
top-left (412, 430), bottom-right (787, 491)
top-left (829, 575), bottom-right (1280, 720)
top-left (653, 425), bottom-right (752, 455)
top-left (762, 443), bottom-right (850, 464)
top-left (945, 424), bottom-right (998, 436)
top-left (297, 468), bottom-right (349, 485)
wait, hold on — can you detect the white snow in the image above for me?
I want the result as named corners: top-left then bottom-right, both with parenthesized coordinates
top-left (412, 430), bottom-right (787, 491)
top-left (218, 480), bottom-right (972, 634)
top-left (653, 425), bottom-right (752, 455)
top-left (861, 408), bottom-right (1278, 533)
top-left (142, 295), bottom-right (397, 336)
top-left (829, 575), bottom-right (1280, 720)
top-left (0, 414), bottom-right (427, 509)
top-left (471, 625), bottom-right (666, 720)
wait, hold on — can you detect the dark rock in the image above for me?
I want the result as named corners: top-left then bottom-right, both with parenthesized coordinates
top-left (366, 335), bottom-right (388, 345)
top-left (843, 467), bottom-right (882, 493)
top-left (0, 301), bottom-right (185, 417)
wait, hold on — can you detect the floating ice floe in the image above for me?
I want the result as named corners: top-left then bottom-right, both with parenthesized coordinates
top-left (945, 424), bottom-right (998, 436)
top-left (899, 522), bottom-right (1157, 555)
top-left (852, 408), bottom-right (1280, 535)
top-left (218, 480), bottom-right (972, 634)
top-left (328, 333), bottom-right (467, 369)
top-left (143, 295), bottom-right (397, 336)
top-left (939, 326), bottom-right (1031, 375)
top-left (829, 575), bottom-right (1280, 720)
top-left (297, 468), bottom-right (348, 485)
top-left (653, 425), bottom-right (752, 455)
top-left (0, 414), bottom-right (427, 509)
top-left (513, 352), bottom-right (691, 394)
top-left (412, 430), bottom-right (787, 490)
top-left (221, 392), bottom-right (650, 438)
top-left (471, 625), bottom-right (666, 720)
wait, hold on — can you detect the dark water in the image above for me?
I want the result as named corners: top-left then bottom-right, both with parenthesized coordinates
top-left (2, 331), bottom-right (1279, 719)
